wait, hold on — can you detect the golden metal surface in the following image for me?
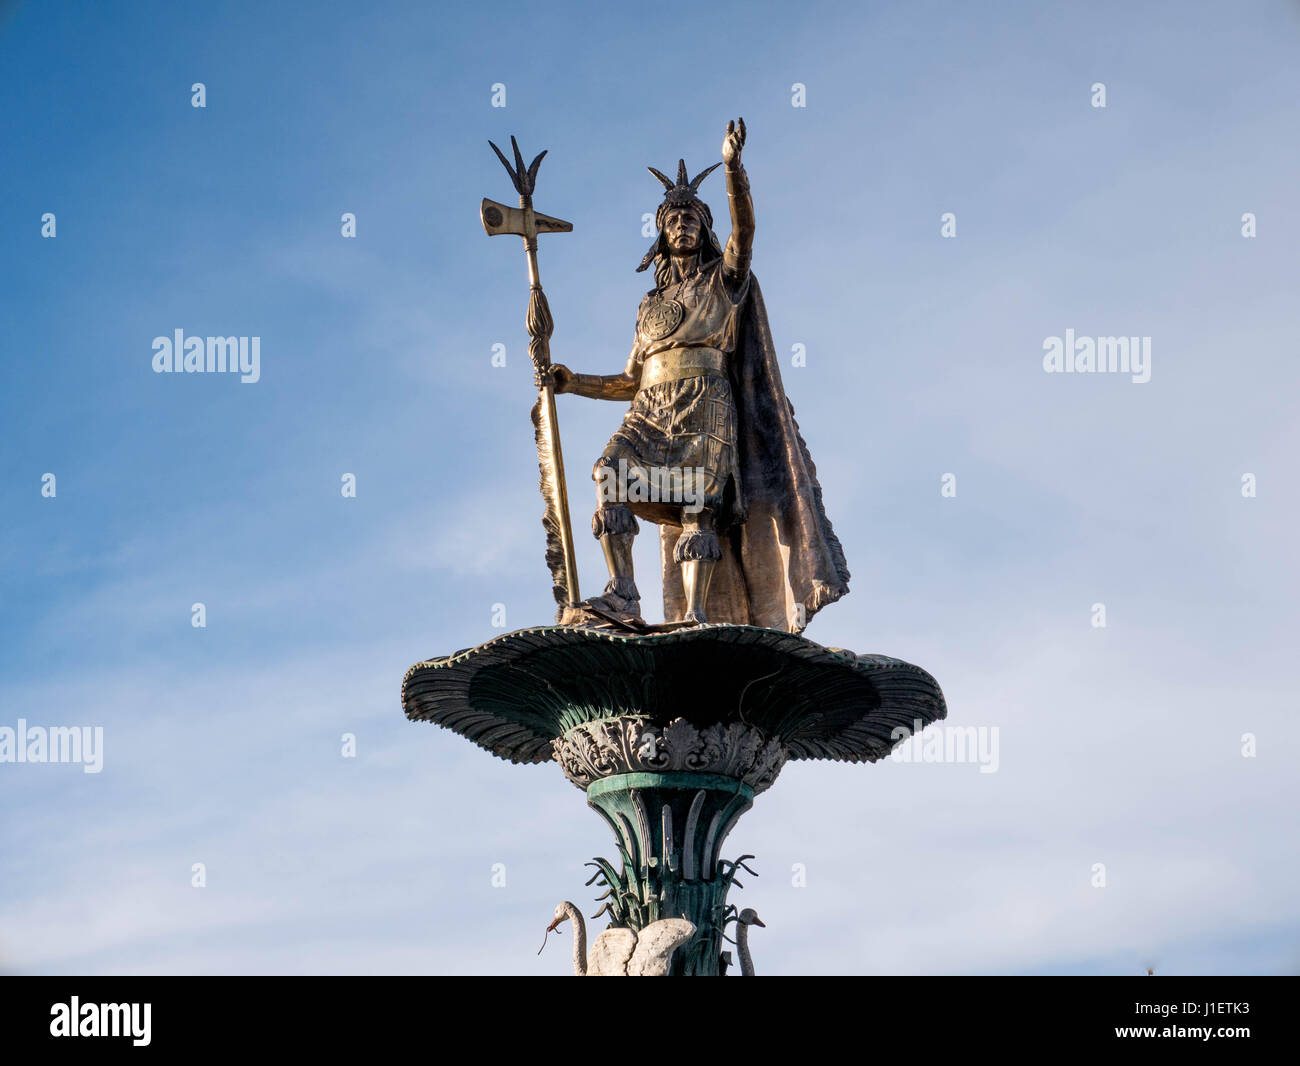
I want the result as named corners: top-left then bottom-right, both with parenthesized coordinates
top-left (638, 347), bottom-right (727, 390)
top-left (495, 120), bottom-right (850, 630)
top-left (481, 137), bottom-right (581, 609)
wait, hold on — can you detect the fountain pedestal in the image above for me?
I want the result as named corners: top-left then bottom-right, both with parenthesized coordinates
top-left (402, 623), bottom-right (945, 976)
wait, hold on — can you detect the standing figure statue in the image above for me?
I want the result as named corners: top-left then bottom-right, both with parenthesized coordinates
top-left (551, 118), bottom-right (850, 632)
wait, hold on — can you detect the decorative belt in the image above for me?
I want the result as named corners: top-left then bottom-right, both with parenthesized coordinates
top-left (639, 347), bottom-right (727, 390)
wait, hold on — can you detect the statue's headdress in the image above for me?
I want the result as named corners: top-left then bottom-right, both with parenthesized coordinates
top-left (637, 158), bottom-right (725, 274)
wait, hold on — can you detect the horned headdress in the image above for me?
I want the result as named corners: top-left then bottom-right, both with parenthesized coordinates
top-left (636, 158), bottom-right (725, 274)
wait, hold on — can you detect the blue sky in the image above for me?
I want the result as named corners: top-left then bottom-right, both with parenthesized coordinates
top-left (1, 0), bottom-right (1297, 974)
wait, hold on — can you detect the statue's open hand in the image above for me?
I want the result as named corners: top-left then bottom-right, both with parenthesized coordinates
top-left (722, 117), bottom-right (746, 166)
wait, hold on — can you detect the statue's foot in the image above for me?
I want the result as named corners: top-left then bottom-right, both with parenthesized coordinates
top-left (682, 608), bottom-right (708, 626)
top-left (560, 590), bottom-right (644, 629)
top-left (589, 590), bottom-right (642, 620)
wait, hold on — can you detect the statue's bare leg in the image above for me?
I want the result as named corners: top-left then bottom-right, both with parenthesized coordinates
top-left (675, 508), bottom-right (720, 625)
top-left (592, 502), bottom-right (641, 620)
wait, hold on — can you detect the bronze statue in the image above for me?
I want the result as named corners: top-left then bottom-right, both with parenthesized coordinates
top-left (549, 119), bottom-right (850, 632)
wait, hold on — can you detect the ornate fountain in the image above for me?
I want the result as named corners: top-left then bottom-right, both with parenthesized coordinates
top-left (402, 625), bottom-right (945, 975)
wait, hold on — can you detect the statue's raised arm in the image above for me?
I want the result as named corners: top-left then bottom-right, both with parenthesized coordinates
top-left (721, 117), bottom-right (753, 286)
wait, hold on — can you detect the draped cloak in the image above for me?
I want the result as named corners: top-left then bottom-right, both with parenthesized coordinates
top-left (656, 274), bottom-right (850, 632)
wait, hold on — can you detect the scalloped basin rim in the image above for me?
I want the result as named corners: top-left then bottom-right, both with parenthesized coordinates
top-left (401, 623), bottom-right (946, 768)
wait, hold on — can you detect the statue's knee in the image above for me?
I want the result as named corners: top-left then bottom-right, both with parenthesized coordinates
top-left (681, 506), bottom-right (716, 533)
top-left (594, 457), bottom-right (628, 510)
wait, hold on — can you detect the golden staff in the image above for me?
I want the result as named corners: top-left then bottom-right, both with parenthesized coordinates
top-left (480, 137), bottom-right (580, 611)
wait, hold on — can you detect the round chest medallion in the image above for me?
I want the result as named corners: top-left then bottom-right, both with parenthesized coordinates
top-left (641, 297), bottom-right (683, 341)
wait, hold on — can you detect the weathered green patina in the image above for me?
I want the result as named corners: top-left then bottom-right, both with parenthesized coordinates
top-left (584, 772), bottom-right (757, 975)
top-left (402, 624), bottom-right (945, 976)
top-left (402, 624), bottom-right (944, 764)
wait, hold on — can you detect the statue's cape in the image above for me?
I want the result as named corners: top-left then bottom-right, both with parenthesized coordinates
top-left (660, 275), bottom-right (850, 631)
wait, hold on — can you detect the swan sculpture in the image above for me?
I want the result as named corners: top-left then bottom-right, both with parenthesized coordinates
top-left (732, 907), bottom-right (765, 976)
top-left (543, 901), bottom-right (695, 976)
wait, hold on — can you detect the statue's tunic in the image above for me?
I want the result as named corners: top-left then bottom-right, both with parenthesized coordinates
top-left (599, 259), bottom-right (747, 515)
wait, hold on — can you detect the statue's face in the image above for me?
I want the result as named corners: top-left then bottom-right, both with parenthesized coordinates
top-left (663, 206), bottom-right (702, 253)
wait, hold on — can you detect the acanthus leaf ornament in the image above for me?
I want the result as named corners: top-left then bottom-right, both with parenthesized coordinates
top-left (551, 716), bottom-right (787, 793)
